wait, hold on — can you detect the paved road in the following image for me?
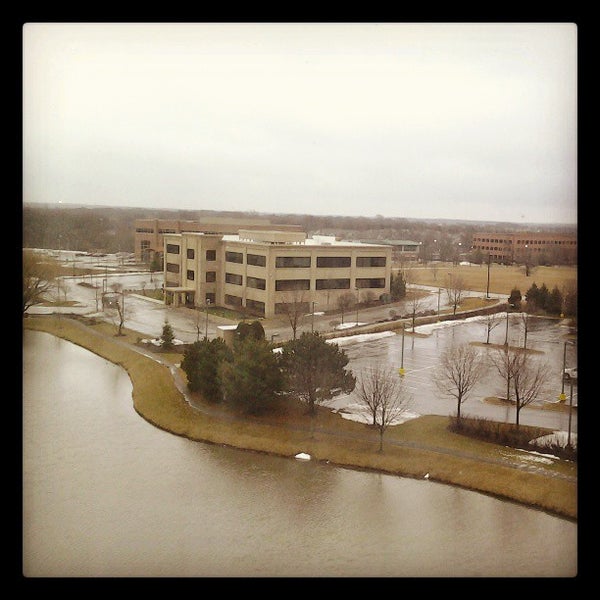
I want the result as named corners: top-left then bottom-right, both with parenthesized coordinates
top-left (29, 260), bottom-right (577, 434)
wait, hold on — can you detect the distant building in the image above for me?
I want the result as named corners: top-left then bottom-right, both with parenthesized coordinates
top-left (471, 232), bottom-right (577, 264)
top-left (359, 239), bottom-right (421, 262)
top-left (134, 217), bottom-right (303, 263)
top-left (162, 229), bottom-right (392, 318)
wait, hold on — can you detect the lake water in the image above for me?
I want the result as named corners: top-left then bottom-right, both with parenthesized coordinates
top-left (22, 330), bottom-right (577, 577)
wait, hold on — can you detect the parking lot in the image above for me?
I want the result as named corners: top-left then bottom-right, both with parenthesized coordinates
top-left (30, 250), bottom-right (577, 434)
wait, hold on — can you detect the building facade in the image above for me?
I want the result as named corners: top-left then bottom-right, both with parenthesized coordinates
top-left (163, 230), bottom-right (392, 318)
top-left (134, 217), bottom-right (303, 263)
top-left (471, 232), bottom-right (577, 264)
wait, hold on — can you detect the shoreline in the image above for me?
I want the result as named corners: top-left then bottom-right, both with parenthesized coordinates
top-left (23, 314), bottom-right (577, 522)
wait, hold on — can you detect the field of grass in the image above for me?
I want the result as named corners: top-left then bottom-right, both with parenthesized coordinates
top-left (399, 262), bottom-right (577, 297)
top-left (24, 314), bottom-right (577, 520)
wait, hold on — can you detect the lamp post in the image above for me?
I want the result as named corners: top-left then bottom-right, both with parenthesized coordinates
top-left (567, 379), bottom-right (574, 448)
top-left (355, 287), bottom-right (360, 325)
top-left (560, 340), bottom-right (575, 399)
top-left (504, 311), bottom-right (509, 346)
top-left (205, 298), bottom-right (211, 339)
top-left (311, 301), bottom-right (318, 333)
top-left (486, 253), bottom-right (491, 299)
top-left (399, 323), bottom-right (406, 377)
top-left (437, 287), bottom-right (441, 321)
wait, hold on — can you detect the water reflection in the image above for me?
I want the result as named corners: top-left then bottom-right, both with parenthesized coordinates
top-left (23, 330), bottom-right (577, 577)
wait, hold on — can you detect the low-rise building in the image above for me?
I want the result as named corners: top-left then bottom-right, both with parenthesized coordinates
top-left (162, 229), bottom-right (392, 318)
top-left (134, 217), bottom-right (303, 263)
top-left (471, 231), bottom-right (577, 264)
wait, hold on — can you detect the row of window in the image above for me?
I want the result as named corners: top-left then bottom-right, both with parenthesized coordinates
top-left (165, 244), bottom-right (387, 269)
top-left (474, 237), bottom-right (576, 246)
top-left (234, 276), bottom-right (386, 291)
top-left (168, 264), bottom-right (387, 291)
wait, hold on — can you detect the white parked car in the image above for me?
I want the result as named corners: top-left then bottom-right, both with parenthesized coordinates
top-left (563, 367), bottom-right (578, 383)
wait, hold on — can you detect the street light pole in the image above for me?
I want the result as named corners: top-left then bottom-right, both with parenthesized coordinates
top-left (486, 253), bottom-right (491, 299)
top-left (399, 323), bottom-right (405, 377)
top-left (355, 287), bottom-right (359, 325)
top-left (205, 299), bottom-right (211, 339)
top-left (567, 379), bottom-right (574, 448)
top-left (437, 287), bottom-right (441, 321)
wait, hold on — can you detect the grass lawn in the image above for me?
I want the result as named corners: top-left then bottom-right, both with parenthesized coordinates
top-left (23, 314), bottom-right (577, 521)
top-left (400, 262), bottom-right (577, 297)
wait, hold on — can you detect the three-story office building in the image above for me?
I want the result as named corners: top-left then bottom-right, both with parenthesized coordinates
top-left (163, 229), bottom-right (392, 318)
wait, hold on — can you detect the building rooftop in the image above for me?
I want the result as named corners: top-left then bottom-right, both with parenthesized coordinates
top-left (221, 231), bottom-right (389, 247)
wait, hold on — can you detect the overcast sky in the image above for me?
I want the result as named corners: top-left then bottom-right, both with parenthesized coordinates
top-left (23, 22), bottom-right (577, 224)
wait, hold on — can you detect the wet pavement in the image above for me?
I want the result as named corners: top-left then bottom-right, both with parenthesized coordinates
top-left (28, 251), bottom-right (577, 434)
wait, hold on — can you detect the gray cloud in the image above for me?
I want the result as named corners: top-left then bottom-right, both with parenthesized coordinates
top-left (23, 22), bottom-right (577, 224)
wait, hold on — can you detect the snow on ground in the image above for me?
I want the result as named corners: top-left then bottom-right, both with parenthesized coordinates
top-left (140, 338), bottom-right (185, 346)
top-left (334, 403), bottom-right (420, 426)
top-left (534, 430), bottom-right (577, 451)
top-left (327, 330), bottom-right (396, 346)
top-left (334, 322), bottom-right (368, 330)
top-left (412, 313), bottom-right (509, 335)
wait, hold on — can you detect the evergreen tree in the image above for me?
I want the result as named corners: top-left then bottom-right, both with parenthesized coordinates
top-left (390, 271), bottom-right (407, 301)
top-left (161, 319), bottom-right (175, 350)
top-left (547, 285), bottom-right (563, 315)
top-left (235, 320), bottom-right (265, 342)
top-left (280, 332), bottom-right (356, 416)
top-left (219, 337), bottom-right (283, 415)
top-left (180, 338), bottom-right (233, 401)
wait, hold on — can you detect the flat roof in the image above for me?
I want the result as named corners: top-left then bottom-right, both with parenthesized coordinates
top-left (222, 233), bottom-right (389, 248)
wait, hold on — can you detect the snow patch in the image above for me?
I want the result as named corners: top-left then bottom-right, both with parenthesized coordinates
top-left (327, 331), bottom-right (396, 346)
top-left (295, 452), bottom-right (311, 460)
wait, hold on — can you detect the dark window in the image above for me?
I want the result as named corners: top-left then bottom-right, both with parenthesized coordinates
top-left (275, 256), bottom-right (311, 268)
top-left (225, 294), bottom-right (242, 307)
top-left (187, 248), bottom-right (195, 259)
top-left (315, 278), bottom-right (350, 290)
top-left (166, 244), bottom-right (180, 254)
top-left (166, 262), bottom-right (180, 274)
top-left (275, 279), bottom-right (310, 291)
top-left (225, 251), bottom-right (243, 264)
top-left (246, 299), bottom-right (265, 316)
top-left (356, 277), bottom-right (386, 289)
top-left (206, 271), bottom-right (216, 283)
top-left (225, 272), bottom-right (243, 285)
top-left (247, 253), bottom-right (267, 267)
top-left (205, 292), bottom-right (216, 304)
top-left (206, 250), bottom-right (216, 261)
top-left (356, 256), bottom-right (386, 267)
top-left (275, 301), bottom-right (310, 315)
top-left (247, 276), bottom-right (266, 290)
top-left (317, 256), bottom-right (351, 268)
top-left (186, 270), bottom-right (195, 281)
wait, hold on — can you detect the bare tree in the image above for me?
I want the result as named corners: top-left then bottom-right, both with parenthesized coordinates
top-left (105, 282), bottom-right (130, 336)
top-left (337, 291), bottom-right (355, 325)
top-left (444, 273), bottom-right (467, 316)
top-left (515, 312), bottom-right (530, 349)
top-left (278, 290), bottom-right (309, 339)
top-left (55, 278), bottom-right (69, 304)
top-left (488, 345), bottom-right (519, 407)
top-left (509, 351), bottom-right (552, 428)
top-left (435, 343), bottom-right (485, 421)
top-left (481, 313), bottom-right (504, 344)
top-left (406, 293), bottom-right (425, 332)
top-left (489, 346), bottom-right (551, 428)
top-left (23, 250), bottom-right (58, 314)
top-left (354, 365), bottom-right (411, 452)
